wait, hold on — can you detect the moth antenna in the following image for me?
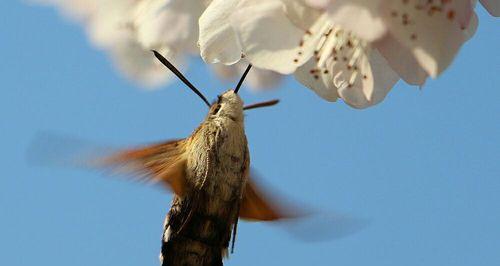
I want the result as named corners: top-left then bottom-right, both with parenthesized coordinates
top-left (243, 99), bottom-right (280, 110)
top-left (152, 50), bottom-right (210, 107)
top-left (234, 64), bottom-right (252, 94)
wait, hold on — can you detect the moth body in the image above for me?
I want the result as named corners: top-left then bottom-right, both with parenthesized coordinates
top-left (160, 90), bottom-right (249, 265)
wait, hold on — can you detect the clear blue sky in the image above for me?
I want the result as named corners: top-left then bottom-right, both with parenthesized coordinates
top-left (1, 1), bottom-right (499, 266)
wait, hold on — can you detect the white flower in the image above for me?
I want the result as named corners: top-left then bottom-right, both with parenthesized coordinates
top-left (134, 0), bottom-right (282, 90)
top-left (133, 0), bottom-right (205, 54)
top-left (199, 0), bottom-right (399, 108)
top-left (111, 43), bottom-right (184, 88)
top-left (304, 0), bottom-right (480, 78)
top-left (34, 0), bottom-right (180, 87)
top-left (34, 0), bottom-right (281, 91)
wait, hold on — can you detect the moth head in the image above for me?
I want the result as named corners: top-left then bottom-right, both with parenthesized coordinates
top-left (209, 90), bottom-right (244, 121)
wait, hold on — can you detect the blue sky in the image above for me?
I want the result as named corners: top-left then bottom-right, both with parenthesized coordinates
top-left (1, 1), bottom-right (499, 266)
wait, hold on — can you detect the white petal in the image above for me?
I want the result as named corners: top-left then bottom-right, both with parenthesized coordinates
top-left (34, 0), bottom-right (180, 89)
top-left (134, 0), bottom-right (204, 53)
top-left (294, 57), bottom-right (339, 101)
top-left (34, 0), bottom-right (138, 49)
top-left (365, 50), bottom-right (400, 104)
top-left (245, 66), bottom-right (283, 90)
top-left (231, 1), bottom-right (324, 74)
top-left (305, 0), bottom-right (331, 9)
top-left (381, 0), bottom-right (474, 77)
top-left (211, 61), bottom-right (283, 90)
top-left (112, 43), bottom-right (182, 88)
top-left (375, 35), bottom-right (427, 85)
top-left (87, 4), bottom-right (133, 49)
top-left (199, 0), bottom-right (244, 64)
top-left (281, 0), bottom-right (324, 29)
top-left (480, 0), bottom-right (500, 16)
top-left (463, 12), bottom-right (479, 40)
top-left (337, 50), bottom-right (399, 109)
top-left (323, 0), bottom-right (388, 41)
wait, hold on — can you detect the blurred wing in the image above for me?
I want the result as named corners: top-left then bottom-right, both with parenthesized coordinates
top-left (240, 179), bottom-right (283, 221)
top-left (239, 175), bottom-right (302, 221)
top-left (97, 139), bottom-right (188, 196)
top-left (238, 172), bottom-right (368, 240)
top-left (27, 133), bottom-right (189, 195)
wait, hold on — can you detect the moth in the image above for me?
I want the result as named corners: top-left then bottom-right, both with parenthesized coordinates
top-left (98, 51), bottom-right (292, 266)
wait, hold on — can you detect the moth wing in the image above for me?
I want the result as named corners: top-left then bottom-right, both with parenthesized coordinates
top-left (239, 179), bottom-right (283, 221)
top-left (239, 175), bottom-right (368, 240)
top-left (96, 139), bottom-right (188, 196)
top-left (239, 175), bottom-right (302, 222)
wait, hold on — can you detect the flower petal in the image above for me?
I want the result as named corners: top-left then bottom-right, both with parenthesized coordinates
top-left (134, 0), bottom-right (203, 53)
top-left (294, 57), bottom-right (339, 101)
top-left (480, 0), bottom-right (500, 16)
top-left (112, 43), bottom-right (182, 88)
top-left (463, 12), bottom-right (478, 41)
top-left (231, 1), bottom-right (324, 74)
top-left (86, 1), bottom-right (136, 49)
top-left (305, 0), bottom-right (331, 9)
top-left (323, 0), bottom-right (388, 41)
top-left (199, 0), bottom-right (244, 64)
top-left (337, 50), bottom-right (399, 109)
top-left (281, 0), bottom-right (324, 29)
top-left (381, 0), bottom-right (474, 77)
top-left (35, 0), bottom-right (190, 89)
top-left (375, 34), bottom-right (427, 85)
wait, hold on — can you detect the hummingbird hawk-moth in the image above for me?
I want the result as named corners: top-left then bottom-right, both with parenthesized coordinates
top-left (28, 51), bottom-right (366, 266)
top-left (95, 51), bottom-right (292, 266)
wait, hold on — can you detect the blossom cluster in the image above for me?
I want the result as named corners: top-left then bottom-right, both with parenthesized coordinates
top-left (35, 0), bottom-right (283, 90)
top-left (36, 0), bottom-right (497, 108)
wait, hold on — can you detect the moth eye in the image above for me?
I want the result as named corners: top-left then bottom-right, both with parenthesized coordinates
top-left (212, 104), bottom-right (221, 114)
